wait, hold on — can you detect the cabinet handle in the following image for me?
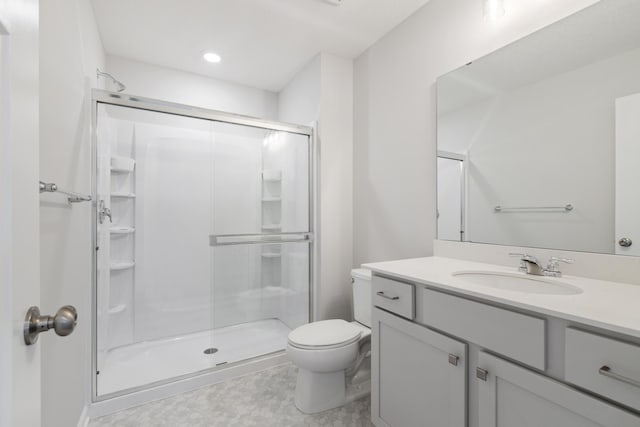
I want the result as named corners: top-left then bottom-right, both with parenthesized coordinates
top-left (599, 365), bottom-right (640, 388)
top-left (376, 291), bottom-right (399, 301)
top-left (476, 367), bottom-right (488, 381)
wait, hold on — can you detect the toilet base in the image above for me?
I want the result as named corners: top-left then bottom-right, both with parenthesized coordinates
top-left (294, 363), bottom-right (371, 414)
top-left (295, 369), bottom-right (346, 414)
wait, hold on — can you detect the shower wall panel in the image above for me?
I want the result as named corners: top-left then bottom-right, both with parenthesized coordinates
top-left (133, 120), bottom-right (213, 342)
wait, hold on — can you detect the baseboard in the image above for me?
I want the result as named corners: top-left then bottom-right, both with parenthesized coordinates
top-left (76, 405), bottom-right (90, 427)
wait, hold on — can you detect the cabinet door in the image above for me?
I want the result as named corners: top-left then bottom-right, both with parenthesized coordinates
top-left (477, 352), bottom-right (640, 427)
top-left (372, 308), bottom-right (467, 427)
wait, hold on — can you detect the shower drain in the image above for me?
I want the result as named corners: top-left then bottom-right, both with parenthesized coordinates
top-left (203, 347), bottom-right (219, 355)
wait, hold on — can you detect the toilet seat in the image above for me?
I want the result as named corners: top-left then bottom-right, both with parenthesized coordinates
top-left (288, 319), bottom-right (362, 350)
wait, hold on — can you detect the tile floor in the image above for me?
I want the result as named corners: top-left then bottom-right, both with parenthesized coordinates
top-left (89, 363), bottom-right (373, 427)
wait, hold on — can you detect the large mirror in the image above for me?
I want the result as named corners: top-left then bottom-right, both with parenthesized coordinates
top-left (437, 0), bottom-right (640, 256)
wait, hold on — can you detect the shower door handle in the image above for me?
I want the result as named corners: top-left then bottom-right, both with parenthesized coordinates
top-left (209, 232), bottom-right (313, 246)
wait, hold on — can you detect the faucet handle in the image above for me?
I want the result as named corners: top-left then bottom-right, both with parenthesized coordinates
top-left (545, 256), bottom-right (574, 276)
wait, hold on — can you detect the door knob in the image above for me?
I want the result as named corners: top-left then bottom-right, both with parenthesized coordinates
top-left (24, 305), bottom-right (78, 345)
top-left (618, 237), bottom-right (633, 248)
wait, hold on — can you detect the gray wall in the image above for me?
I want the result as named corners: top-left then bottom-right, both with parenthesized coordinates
top-left (279, 53), bottom-right (355, 321)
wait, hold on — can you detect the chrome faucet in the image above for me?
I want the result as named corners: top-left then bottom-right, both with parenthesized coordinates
top-left (509, 253), bottom-right (573, 277)
top-left (510, 253), bottom-right (544, 275)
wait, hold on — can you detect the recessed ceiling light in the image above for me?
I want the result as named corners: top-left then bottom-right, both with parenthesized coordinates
top-left (203, 52), bottom-right (222, 63)
top-left (483, 0), bottom-right (505, 20)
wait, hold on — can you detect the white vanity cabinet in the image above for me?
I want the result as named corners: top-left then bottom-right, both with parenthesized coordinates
top-left (476, 352), bottom-right (640, 427)
top-left (370, 272), bottom-right (640, 427)
top-left (371, 305), bottom-right (467, 427)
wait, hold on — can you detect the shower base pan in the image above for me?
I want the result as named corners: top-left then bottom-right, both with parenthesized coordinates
top-left (97, 318), bottom-right (291, 396)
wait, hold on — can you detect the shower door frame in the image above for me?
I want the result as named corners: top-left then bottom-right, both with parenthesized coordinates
top-left (90, 89), bottom-right (316, 403)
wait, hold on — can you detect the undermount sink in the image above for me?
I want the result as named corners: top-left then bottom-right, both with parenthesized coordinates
top-left (452, 271), bottom-right (583, 295)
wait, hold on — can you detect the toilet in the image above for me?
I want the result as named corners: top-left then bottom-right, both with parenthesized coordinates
top-left (286, 268), bottom-right (372, 414)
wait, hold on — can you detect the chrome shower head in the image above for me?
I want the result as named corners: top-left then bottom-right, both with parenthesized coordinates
top-left (96, 68), bottom-right (127, 93)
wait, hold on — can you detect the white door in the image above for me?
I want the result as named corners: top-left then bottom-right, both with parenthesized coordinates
top-left (615, 93), bottom-right (640, 256)
top-left (371, 308), bottom-right (467, 427)
top-left (437, 155), bottom-right (465, 242)
top-left (477, 352), bottom-right (640, 427)
top-left (0, 19), bottom-right (13, 427)
top-left (0, 2), bottom-right (42, 427)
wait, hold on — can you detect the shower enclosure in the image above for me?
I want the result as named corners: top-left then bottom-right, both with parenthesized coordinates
top-left (91, 90), bottom-right (313, 398)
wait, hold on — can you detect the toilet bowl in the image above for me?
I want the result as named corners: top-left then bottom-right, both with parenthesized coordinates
top-left (286, 268), bottom-right (372, 414)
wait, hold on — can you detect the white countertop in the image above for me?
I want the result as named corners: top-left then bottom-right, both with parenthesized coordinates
top-left (363, 256), bottom-right (640, 339)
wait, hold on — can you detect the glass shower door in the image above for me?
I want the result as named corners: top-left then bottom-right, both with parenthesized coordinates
top-left (208, 122), bottom-right (311, 366)
top-left (94, 99), bottom-right (312, 398)
top-left (95, 104), bottom-right (217, 396)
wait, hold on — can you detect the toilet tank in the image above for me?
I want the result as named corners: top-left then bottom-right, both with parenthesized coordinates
top-left (351, 268), bottom-right (372, 328)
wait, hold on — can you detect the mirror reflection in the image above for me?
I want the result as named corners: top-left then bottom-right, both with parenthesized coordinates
top-left (437, 0), bottom-right (640, 256)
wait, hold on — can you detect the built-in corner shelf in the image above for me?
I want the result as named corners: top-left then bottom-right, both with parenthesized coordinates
top-left (111, 192), bottom-right (136, 199)
top-left (261, 166), bottom-right (282, 287)
top-left (110, 226), bottom-right (135, 235)
top-left (110, 261), bottom-right (135, 271)
top-left (107, 304), bottom-right (126, 315)
top-left (111, 156), bottom-right (135, 174)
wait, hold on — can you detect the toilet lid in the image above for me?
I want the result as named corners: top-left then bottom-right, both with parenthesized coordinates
top-left (288, 319), bottom-right (362, 348)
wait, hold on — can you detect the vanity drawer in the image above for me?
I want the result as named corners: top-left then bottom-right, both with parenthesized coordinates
top-left (565, 328), bottom-right (640, 410)
top-left (421, 288), bottom-right (546, 370)
top-left (372, 276), bottom-right (415, 320)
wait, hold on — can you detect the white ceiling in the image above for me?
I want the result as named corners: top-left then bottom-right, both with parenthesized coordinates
top-left (91, 0), bottom-right (430, 92)
top-left (438, 0), bottom-right (640, 113)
